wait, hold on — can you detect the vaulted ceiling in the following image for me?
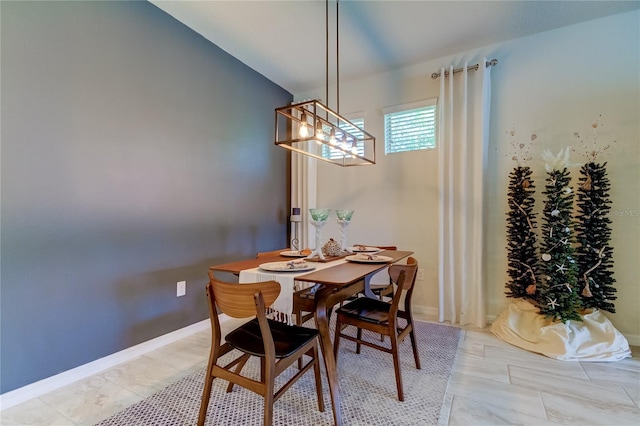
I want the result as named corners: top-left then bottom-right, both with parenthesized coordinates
top-left (150, 1), bottom-right (640, 94)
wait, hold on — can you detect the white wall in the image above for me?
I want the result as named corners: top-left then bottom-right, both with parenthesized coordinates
top-left (296, 11), bottom-right (640, 343)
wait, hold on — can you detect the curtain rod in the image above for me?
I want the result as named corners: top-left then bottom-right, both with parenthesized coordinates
top-left (431, 58), bottom-right (498, 79)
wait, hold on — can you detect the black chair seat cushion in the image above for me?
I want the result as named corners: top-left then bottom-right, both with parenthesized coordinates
top-left (336, 297), bottom-right (391, 324)
top-left (226, 318), bottom-right (319, 358)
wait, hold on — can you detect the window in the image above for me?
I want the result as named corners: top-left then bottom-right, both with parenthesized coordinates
top-left (383, 99), bottom-right (437, 154)
top-left (322, 117), bottom-right (366, 160)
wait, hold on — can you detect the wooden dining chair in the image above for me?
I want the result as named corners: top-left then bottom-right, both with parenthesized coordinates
top-left (198, 272), bottom-right (325, 426)
top-left (333, 257), bottom-right (420, 402)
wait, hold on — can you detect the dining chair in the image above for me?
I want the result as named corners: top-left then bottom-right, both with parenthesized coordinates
top-left (333, 257), bottom-right (420, 402)
top-left (198, 272), bottom-right (325, 426)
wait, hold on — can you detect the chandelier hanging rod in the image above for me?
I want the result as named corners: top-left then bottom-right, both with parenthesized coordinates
top-left (273, 0), bottom-right (376, 166)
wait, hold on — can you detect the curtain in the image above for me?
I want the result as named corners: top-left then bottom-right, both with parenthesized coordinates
top-left (437, 60), bottom-right (492, 327)
top-left (291, 152), bottom-right (317, 250)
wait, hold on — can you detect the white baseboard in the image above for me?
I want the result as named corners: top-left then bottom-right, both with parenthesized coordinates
top-left (625, 334), bottom-right (640, 346)
top-left (0, 319), bottom-right (211, 411)
top-left (413, 305), bottom-right (439, 322)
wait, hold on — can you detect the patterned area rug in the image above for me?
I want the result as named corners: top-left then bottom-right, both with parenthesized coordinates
top-left (96, 320), bottom-right (461, 426)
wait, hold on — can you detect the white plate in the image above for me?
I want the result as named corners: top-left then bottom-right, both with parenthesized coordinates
top-left (345, 254), bottom-right (393, 263)
top-left (259, 261), bottom-right (316, 272)
top-left (280, 250), bottom-right (307, 257)
top-left (349, 246), bottom-right (381, 253)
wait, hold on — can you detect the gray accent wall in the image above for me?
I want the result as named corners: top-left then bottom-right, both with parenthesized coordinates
top-left (0, 1), bottom-right (292, 393)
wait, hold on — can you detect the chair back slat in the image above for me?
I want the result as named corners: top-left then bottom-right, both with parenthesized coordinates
top-left (209, 278), bottom-right (280, 318)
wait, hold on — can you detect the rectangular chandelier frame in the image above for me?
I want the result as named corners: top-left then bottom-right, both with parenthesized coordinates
top-left (275, 100), bottom-right (376, 167)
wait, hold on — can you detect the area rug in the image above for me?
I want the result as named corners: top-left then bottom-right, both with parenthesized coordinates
top-left (96, 320), bottom-right (461, 426)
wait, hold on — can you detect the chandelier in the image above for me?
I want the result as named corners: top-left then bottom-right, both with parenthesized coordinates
top-left (274, 0), bottom-right (376, 167)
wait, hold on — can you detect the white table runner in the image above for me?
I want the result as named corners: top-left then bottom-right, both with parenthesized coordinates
top-left (239, 259), bottom-right (347, 323)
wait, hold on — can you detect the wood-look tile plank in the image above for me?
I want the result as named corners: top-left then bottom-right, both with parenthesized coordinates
top-left (102, 355), bottom-right (183, 397)
top-left (39, 377), bottom-right (144, 425)
top-left (450, 354), bottom-right (511, 383)
top-left (541, 391), bottom-right (640, 425)
top-left (0, 398), bottom-right (75, 426)
top-left (446, 371), bottom-right (547, 418)
top-left (484, 345), bottom-right (590, 380)
top-left (509, 365), bottom-right (636, 408)
top-left (448, 394), bottom-right (563, 426)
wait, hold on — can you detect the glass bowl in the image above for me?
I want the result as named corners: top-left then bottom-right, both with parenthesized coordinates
top-left (309, 208), bottom-right (332, 221)
top-left (335, 209), bottom-right (354, 221)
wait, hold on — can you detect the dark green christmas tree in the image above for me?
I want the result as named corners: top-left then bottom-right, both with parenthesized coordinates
top-left (538, 149), bottom-right (581, 322)
top-left (575, 162), bottom-right (616, 312)
top-left (505, 166), bottom-right (540, 299)
top-left (573, 117), bottom-right (617, 312)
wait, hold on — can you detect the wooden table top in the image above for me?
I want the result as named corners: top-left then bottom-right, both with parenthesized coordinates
top-left (208, 254), bottom-right (286, 274)
top-left (293, 250), bottom-right (413, 287)
top-left (209, 249), bottom-right (413, 287)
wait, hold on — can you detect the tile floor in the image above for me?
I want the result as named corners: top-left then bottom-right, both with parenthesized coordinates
top-left (1, 316), bottom-right (639, 425)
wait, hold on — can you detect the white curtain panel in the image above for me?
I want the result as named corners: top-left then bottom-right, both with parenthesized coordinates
top-left (291, 152), bottom-right (317, 250)
top-left (437, 60), bottom-right (492, 327)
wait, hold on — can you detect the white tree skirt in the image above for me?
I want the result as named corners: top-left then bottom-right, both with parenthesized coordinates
top-left (491, 299), bottom-right (631, 361)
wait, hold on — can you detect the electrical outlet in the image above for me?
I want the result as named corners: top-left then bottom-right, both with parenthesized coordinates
top-left (417, 269), bottom-right (425, 280)
top-left (177, 281), bottom-right (186, 297)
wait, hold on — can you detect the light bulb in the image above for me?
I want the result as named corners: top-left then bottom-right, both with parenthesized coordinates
top-left (315, 121), bottom-right (325, 140)
top-left (329, 128), bottom-right (337, 145)
top-left (341, 133), bottom-right (349, 150)
top-left (299, 112), bottom-right (309, 138)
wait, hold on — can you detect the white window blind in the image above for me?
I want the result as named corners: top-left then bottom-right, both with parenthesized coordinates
top-left (384, 99), bottom-right (437, 154)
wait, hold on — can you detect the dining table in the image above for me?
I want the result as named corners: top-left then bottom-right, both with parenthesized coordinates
top-left (209, 248), bottom-right (414, 426)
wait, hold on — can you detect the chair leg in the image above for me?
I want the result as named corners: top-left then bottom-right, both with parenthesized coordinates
top-left (390, 333), bottom-right (404, 402)
top-left (198, 362), bottom-right (216, 426)
top-left (356, 328), bottom-right (362, 354)
top-left (263, 361), bottom-right (276, 426)
top-left (311, 345), bottom-right (325, 412)
top-left (333, 317), bottom-right (343, 361)
top-left (408, 323), bottom-right (421, 369)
